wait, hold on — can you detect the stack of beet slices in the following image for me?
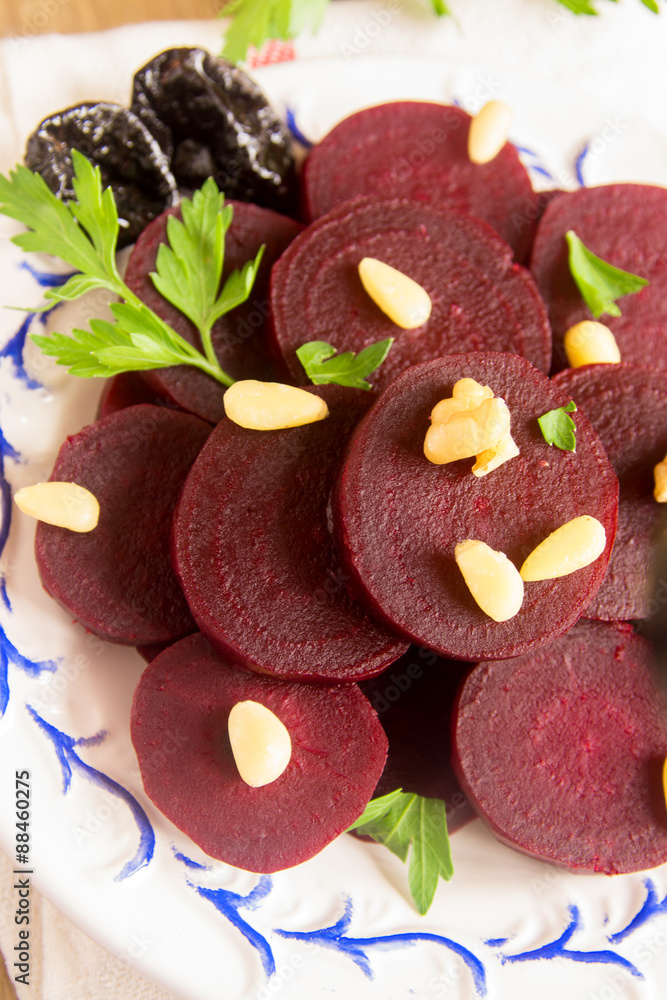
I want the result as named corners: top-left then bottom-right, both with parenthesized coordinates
top-left (30, 90), bottom-right (667, 885)
top-left (302, 102), bottom-right (537, 262)
top-left (359, 647), bottom-right (476, 833)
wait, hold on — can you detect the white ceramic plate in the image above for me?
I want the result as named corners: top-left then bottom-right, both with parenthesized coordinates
top-left (2, 36), bottom-right (667, 1000)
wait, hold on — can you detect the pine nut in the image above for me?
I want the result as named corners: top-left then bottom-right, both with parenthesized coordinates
top-left (430, 379), bottom-right (494, 424)
top-left (228, 700), bottom-right (292, 788)
top-left (424, 396), bottom-right (510, 465)
top-left (564, 321), bottom-right (621, 367)
top-left (472, 431), bottom-right (520, 478)
top-left (468, 100), bottom-right (513, 165)
top-left (654, 453), bottom-right (667, 502)
top-left (224, 380), bottom-right (329, 430)
top-left (520, 515), bottom-right (606, 581)
top-left (358, 257), bottom-right (432, 329)
top-left (14, 482), bottom-right (99, 532)
top-left (454, 539), bottom-right (524, 622)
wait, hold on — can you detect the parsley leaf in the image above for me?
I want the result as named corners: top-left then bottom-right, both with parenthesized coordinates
top-left (565, 230), bottom-right (649, 319)
top-left (537, 400), bottom-right (577, 452)
top-left (222, 0), bottom-right (329, 62)
top-left (557, 0), bottom-right (659, 13)
top-left (347, 789), bottom-right (453, 915)
top-left (0, 152), bottom-right (263, 386)
top-left (556, 0), bottom-right (598, 12)
top-left (296, 338), bottom-right (393, 390)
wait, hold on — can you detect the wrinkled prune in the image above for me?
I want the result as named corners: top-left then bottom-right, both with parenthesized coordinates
top-left (130, 48), bottom-right (298, 216)
top-left (25, 102), bottom-right (178, 248)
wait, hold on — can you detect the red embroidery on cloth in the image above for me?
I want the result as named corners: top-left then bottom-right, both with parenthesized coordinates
top-left (247, 40), bottom-right (296, 67)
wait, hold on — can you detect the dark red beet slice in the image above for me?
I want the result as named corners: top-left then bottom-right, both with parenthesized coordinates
top-left (270, 197), bottom-right (551, 391)
top-left (303, 102), bottom-right (538, 262)
top-left (35, 404), bottom-right (210, 644)
top-left (96, 372), bottom-right (167, 419)
top-left (173, 384), bottom-right (408, 682)
top-left (452, 619), bottom-right (667, 873)
top-left (131, 632), bottom-right (388, 872)
top-left (529, 184), bottom-right (667, 373)
top-left (553, 364), bottom-right (667, 622)
top-left (136, 641), bottom-right (173, 663)
top-left (360, 646), bottom-right (475, 833)
top-left (333, 353), bottom-right (619, 661)
top-left (124, 201), bottom-right (303, 423)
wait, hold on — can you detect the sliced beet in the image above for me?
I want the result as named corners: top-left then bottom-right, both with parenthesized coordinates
top-left (131, 632), bottom-right (388, 872)
top-left (333, 353), bottom-right (619, 662)
top-left (270, 197), bottom-right (551, 391)
top-left (96, 372), bottom-right (167, 419)
top-left (303, 102), bottom-right (538, 262)
top-left (124, 201), bottom-right (303, 423)
top-left (359, 647), bottom-right (475, 833)
top-left (173, 384), bottom-right (408, 682)
top-left (452, 620), bottom-right (667, 873)
top-left (553, 364), bottom-right (667, 622)
top-left (35, 404), bottom-right (210, 644)
top-left (136, 640), bottom-right (173, 663)
top-left (529, 184), bottom-right (667, 373)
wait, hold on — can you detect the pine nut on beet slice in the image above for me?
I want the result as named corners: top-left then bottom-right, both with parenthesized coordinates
top-left (452, 620), bottom-right (667, 873)
top-left (131, 633), bottom-right (388, 872)
top-left (529, 183), bottom-right (667, 374)
top-left (270, 197), bottom-right (551, 392)
top-left (172, 384), bottom-right (409, 682)
top-left (35, 404), bottom-right (211, 644)
top-left (554, 363), bottom-right (667, 622)
top-left (332, 353), bottom-right (619, 662)
top-left (302, 102), bottom-right (537, 262)
top-left (124, 201), bottom-right (303, 424)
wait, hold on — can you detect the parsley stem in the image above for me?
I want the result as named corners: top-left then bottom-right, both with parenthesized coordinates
top-left (199, 322), bottom-right (234, 387)
top-left (117, 279), bottom-right (236, 388)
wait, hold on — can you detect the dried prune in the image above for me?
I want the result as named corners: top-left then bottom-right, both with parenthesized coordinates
top-left (130, 47), bottom-right (298, 216)
top-left (25, 102), bottom-right (178, 248)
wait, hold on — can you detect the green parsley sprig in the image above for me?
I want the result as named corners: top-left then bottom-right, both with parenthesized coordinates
top-left (296, 338), bottom-right (393, 390)
top-left (565, 230), bottom-right (649, 319)
top-left (0, 151), bottom-right (264, 385)
top-left (347, 789), bottom-right (453, 915)
top-left (537, 400), bottom-right (577, 452)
